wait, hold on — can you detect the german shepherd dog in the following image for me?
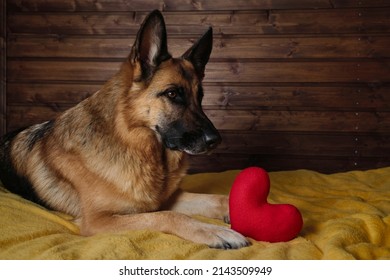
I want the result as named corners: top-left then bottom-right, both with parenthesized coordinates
top-left (0, 10), bottom-right (249, 249)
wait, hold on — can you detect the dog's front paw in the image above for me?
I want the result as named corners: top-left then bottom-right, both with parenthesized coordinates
top-left (206, 224), bottom-right (250, 249)
top-left (189, 222), bottom-right (250, 249)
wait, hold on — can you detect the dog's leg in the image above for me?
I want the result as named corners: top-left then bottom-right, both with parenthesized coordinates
top-left (163, 189), bottom-right (231, 223)
top-left (83, 211), bottom-right (249, 249)
top-left (48, 148), bottom-right (248, 249)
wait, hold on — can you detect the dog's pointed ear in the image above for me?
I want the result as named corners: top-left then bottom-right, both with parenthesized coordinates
top-left (131, 10), bottom-right (171, 80)
top-left (182, 27), bottom-right (213, 80)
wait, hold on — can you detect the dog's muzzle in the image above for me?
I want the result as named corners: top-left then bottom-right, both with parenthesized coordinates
top-left (156, 121), bottom-right (222, 155)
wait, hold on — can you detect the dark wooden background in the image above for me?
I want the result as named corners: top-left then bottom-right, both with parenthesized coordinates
top-left (1, 0), bottom-right (390, 173)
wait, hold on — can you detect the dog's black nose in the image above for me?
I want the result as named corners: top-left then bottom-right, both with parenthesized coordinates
top-left (204, 131), bottom-right (222, 150)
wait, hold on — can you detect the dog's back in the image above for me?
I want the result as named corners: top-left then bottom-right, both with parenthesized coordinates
top-left (0, 128), bottom-right (42, 203)
top-left (0, 119), bottom-right (76, 210)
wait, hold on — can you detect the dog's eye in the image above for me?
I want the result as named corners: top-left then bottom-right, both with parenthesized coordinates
top-left (161, 87), bottom-right (187, 106)
top-left (166, 90), bottom-right (177, 99)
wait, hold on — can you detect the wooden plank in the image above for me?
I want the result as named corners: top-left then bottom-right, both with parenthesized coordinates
top-left (269, 8), bottom-right (390, 34)
top-left (187, 154), bottom-right (390, 173)
top-left (7, 9), bottom-right (390, 35)
top-left (178, 60), bottom-right (390, 83)
top-left (7, 0), bottom-right (331, 12)
top-left (7, 83), bottom-right (390, 110)
top-left (7, 0), bottom-right (389, 13)
top-left (7, 83), bottom-right (102, 104)
top-left (7, 60), bottom-right (390, 83)
top-left (205, 110), bottom-right (390, 133)
top-left (7, 105), bottom-right (390, 133)
top-left (7, 35), bottom-right (390, 59)
top-left (206, 85), bottom-right (390, 110)
top-left (6, 11), bottom-right (268, 35)
top-left (7, 60), bottom-right (122, 82)
top-left (7, 105), bottom-right (67, 130)
top-left (7, 36), bottom-right (135, 59)
top-left (332, 0), bottom-right (390, 8)
top-left (217, 131), bottom-right (390, 157)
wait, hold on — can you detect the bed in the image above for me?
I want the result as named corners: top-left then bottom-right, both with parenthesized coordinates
top-left (1, 167), bottom-right (389, 260)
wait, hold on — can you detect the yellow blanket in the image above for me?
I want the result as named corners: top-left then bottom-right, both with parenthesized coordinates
top-left (1, 167), bottom-right (389, 259)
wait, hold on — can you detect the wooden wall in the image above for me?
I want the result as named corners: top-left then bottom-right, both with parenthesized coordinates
top-left (3, 0), bottom-right (390, 173)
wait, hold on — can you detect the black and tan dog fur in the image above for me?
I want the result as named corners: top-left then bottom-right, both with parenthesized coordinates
top-left (0, 10), bottom-right (249, 249)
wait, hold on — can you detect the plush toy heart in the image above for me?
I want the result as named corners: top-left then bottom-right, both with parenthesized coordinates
top-left (229, 167), bottom-right (303, 242)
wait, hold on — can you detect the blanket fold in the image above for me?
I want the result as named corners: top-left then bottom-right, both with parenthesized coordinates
top-left (1, 167), bottom-right (389, 259)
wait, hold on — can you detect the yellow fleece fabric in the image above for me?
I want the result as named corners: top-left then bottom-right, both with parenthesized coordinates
top-left (1, 167), bottom-right (389, 259)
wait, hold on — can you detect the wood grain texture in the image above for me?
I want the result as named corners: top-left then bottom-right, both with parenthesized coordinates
top-left (7, 9), bottom-right (390, 35)
top-left (8, 35), bottom-right (390, 59)
top-left (6, 0), bottom-right (333, 12)
top-left (6, 0), bottom-right (389, 12)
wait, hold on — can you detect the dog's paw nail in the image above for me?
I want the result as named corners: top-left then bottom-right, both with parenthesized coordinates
top-left (223, 242), bottom-right (232, 249)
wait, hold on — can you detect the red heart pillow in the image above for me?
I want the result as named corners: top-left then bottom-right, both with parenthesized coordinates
top-left (229, 167), bottom-right (303, 242)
